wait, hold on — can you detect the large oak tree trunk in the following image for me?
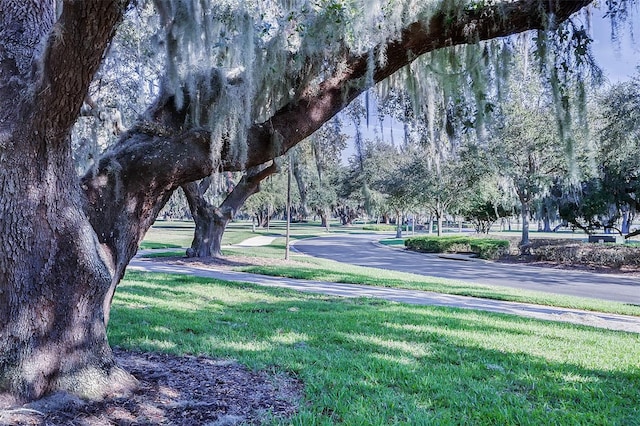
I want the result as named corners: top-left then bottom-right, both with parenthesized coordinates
top-left (0, 0), bottom-right (136, 404)
top-left (0, 131), bottom-right (136, 404)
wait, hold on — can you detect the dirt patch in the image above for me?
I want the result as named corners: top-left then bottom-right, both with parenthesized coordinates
top-left (496, 238), bottom-right (640, 276)
top-left (496, 254), bottom-right (640, 275)
top-left (1, 349), bottom-right (302, 426)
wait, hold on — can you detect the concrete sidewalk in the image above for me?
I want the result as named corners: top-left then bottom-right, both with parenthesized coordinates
top-left (128, 257), bottom-right (640, 334)
top-left (233, 235), bottom-right (279, 247)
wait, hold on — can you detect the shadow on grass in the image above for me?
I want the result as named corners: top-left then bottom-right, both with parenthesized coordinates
top-left (109, 272), bottom-right (640, 425)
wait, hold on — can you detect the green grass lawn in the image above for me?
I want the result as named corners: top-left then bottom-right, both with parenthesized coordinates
top-left (141, 219), bottom-right (346, 249)
top-left (110, 272), bottom-right (640, 425)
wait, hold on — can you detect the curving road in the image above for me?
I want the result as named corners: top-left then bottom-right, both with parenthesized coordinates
top-left (292, 233), bottom-right (640, 305)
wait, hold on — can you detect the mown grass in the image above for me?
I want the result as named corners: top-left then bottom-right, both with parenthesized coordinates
top-left (141, 220), bottom-right (342, 250)
top-left (110, 272), bottom-right (640, 425)
top-left (378, 238), bottom-right (405, 246)
top-left (139, 241), bottom-right (182, 250)
top-left (362, 224), bottom-right (405, 232)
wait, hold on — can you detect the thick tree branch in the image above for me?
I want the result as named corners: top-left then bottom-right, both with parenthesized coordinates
top-left (82, 128), bottom-right (213, 276)
top-left (34, 0), bottom-right (129, 140)
top-left (243, 0), bottom-right (593, 168)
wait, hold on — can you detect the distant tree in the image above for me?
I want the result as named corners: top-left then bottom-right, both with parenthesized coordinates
top-left (403, 152), bottom-right (472, 236)
top-left (558, 177), bottom-right (620, 233)
top-left (244, 167), bottom-right (292, 230)
top-left (597, 76), bottom-right (640, 236)
top-left (456, 144), bottom-right (516, 233)
top-left (373, 148), bottom-right (415, 238)
top-left (488, 71), bottom-right (570, 251)
top-left (557, 75), bottom-right (640, 237)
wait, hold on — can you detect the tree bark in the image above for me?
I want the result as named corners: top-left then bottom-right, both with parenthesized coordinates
top-left (320, 208), bottom-right (331, 231)
top-left (0, 0), bottom-right (137, 405)
top-left (395, 212), bottom-right (403, 239)
top-left (621, 209), bottom-right (631, 235)
top-left (182, 178), bottom-right (218, 258)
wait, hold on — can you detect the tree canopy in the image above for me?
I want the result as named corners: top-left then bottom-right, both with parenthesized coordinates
top-left (0, 0), bottom-right (625, 406)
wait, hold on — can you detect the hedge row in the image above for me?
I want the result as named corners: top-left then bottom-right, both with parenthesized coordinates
top-left (404, 236), bottom-right (510, 260)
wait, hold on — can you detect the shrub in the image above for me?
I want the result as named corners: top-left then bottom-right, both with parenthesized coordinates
top-left (404, 236), bottom-right (509, 259)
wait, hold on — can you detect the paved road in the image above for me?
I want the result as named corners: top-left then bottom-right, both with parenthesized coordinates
top-left (292, 233), bottom-right (640, 305)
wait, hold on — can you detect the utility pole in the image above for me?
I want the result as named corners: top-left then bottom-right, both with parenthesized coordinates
top-left (285, 154), bottom-right (292, 260)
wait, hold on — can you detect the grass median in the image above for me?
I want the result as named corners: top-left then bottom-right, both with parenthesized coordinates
top-left (110, 271), bottom-right (640, 425)
top-left (223, 241), bottom-right (640, 317)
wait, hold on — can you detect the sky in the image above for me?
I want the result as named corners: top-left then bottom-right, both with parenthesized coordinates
top-left (589, 8), bottom-right (639, 83)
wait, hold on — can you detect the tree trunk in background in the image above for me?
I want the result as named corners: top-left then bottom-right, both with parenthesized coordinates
top-left (183, 164), bottom-right (278, 258)
top-left (320, 208), bottom-right (330, 231)
top-left (436, 207), bottom-right (444, 237)
top-left (182, 178), bottom-right (213, 257)
top-left (520, 197), bottom-right (531, 253)
top-left (621, 209), bottom-right (631, 235)
top-left (266, 206), bottom-right (271, 230)
top-left (395, 212), bottom-right (403, 238)
top-left (292, 156), bottom-right (310, 219)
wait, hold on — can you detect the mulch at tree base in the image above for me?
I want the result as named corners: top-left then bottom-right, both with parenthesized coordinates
top-left (0, 349), bottom-right (302, 426)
